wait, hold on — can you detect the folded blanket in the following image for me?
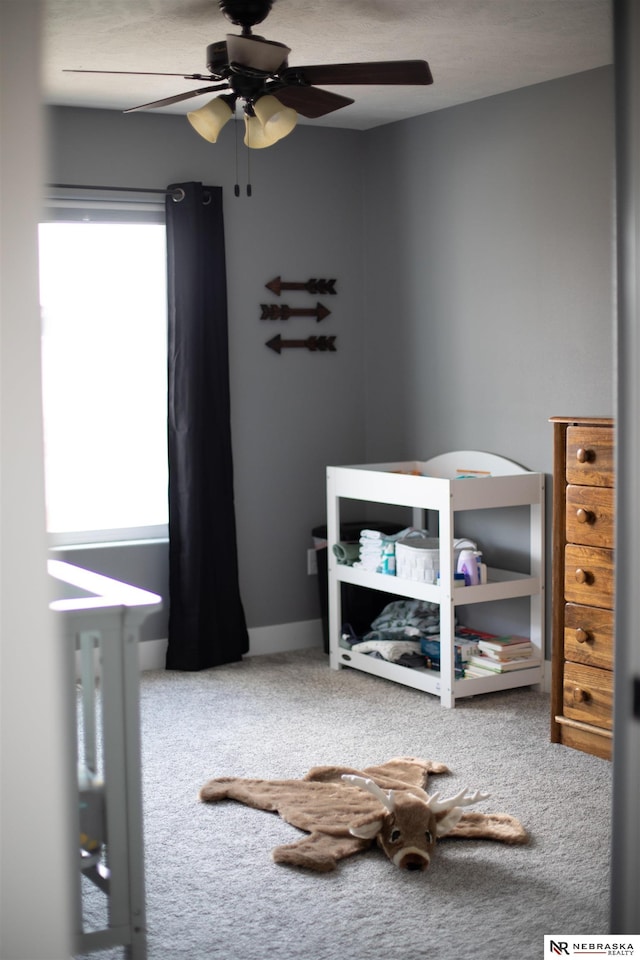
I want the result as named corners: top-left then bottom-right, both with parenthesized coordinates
top-left (352, 639), bottom-right (423, 663)
top-left (363, 598), bottom-right (442, 642)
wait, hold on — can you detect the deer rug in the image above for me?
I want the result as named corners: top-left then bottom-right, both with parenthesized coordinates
top-left (199, 756), bottom-right (528, 873)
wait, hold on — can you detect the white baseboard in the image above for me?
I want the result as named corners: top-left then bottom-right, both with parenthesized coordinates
top-left (134, 619), bottom-right (324, 672)
top-left (247, 619), bottom-right (323, 657)
top-left (138, 638), bottom-right (168, 671)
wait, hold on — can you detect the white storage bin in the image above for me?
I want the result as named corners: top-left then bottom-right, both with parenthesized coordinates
top-left (396, 537), bottom-right (440, 583)
top-left (395, 538), bottom-right (473, 583)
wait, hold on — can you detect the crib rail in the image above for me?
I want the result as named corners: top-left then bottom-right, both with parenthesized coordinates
top-left (50, 561), bottom-right (161, 960)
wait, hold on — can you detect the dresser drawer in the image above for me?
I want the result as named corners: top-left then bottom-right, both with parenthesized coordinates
top-left (566, 426), bottom-right (614, 487)
top-left (564, 603), bottom-right (614, 670)
top-left (563, 661), bottom-right (613, 730)
top-left (564, 544), bottom-right (614, 608)
top-left (565, 484), bottom-right (614, 548)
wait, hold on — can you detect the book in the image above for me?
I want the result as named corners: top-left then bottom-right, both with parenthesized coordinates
top-left (455, 627), bottom-right (503, 643)
top-left (477, 640), bottom-right (533, 660)
top-left (479, 650), bottom-right (534, 664)
top-left (473, 634), bottom-right (531, 651)
top-left (464, 664), bottom-right (497, 679)
top-left (467, 654), bottom-right (541, 674)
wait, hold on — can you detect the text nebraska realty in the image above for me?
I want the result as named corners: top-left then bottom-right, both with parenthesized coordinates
top-left (551, 944), bottom-right (633, 956)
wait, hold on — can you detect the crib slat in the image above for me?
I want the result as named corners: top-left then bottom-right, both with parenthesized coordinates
top-left (79, 630), bottom-right (99, 776)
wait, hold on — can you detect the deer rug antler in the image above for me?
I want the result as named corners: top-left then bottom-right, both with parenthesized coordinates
top-left (199, 756), bottom-right (528, 873)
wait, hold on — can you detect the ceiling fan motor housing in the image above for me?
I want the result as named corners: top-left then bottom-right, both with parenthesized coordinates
top-left (207, 40), bottom-right (230, 75)
top-left (218, 0), bottom-right (274, 34)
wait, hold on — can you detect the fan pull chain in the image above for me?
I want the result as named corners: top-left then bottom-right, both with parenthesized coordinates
top-left (233, 112), bottom-right (252, 197)
top-left (234, 110), bottom-right (240, 197)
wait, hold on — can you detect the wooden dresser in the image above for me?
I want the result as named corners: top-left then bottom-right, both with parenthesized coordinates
top-left (550, 417), bottom-right (614, 760)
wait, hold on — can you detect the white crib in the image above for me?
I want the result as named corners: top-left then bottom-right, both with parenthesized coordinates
top-left (49, 560), bottom-right (162, 960)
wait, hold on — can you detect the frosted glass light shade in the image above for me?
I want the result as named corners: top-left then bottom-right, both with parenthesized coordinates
top-left (187, 97), bottom-right (234, 143)
top-left (243, 114), bottom-right (275, 149)
top-left (252, 95), bottom-right (297, 144)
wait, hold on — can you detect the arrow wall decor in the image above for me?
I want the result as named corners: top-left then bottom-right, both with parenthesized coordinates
top-left (266, 335), bottom-right (337, 354)
top-left (260, 303), bottom-right (331, 322)
top-left (266, 276), bottom-right (337, 296)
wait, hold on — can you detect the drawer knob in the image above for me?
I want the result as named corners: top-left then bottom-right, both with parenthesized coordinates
top-left (575, 568), bottom-right (592, 584)
top-left (572, 686), bottom-right (589, 704)
top-left (575, 627), bottom-right (591, 644)
top-left (576, 507), bottom-right (594, 524)
top-left (576, 447), bottom-right (594, 464)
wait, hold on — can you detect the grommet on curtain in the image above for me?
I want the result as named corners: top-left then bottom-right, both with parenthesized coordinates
top-left (202, 191), bottom-right (212, 205)
top-left (170, 187), bottom-right (186, 203)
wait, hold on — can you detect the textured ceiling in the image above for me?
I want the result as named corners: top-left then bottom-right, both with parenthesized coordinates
top-left (42, 0), bottom-right (613, 130)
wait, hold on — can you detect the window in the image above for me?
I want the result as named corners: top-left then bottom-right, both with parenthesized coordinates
top-left (39, 214), bottom-right (168, 544)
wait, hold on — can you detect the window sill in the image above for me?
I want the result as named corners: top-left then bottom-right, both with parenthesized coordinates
top-left (49, 538), bottom-right (169, 551)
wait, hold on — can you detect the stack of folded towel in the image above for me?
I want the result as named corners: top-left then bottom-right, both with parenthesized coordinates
top-left (354, 527), bottom-right (426, 575)
top-left (357, 529), bottom-right (394, 573)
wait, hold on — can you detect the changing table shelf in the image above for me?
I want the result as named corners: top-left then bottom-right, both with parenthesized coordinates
top-left (336, 563), bottom-right (541, 604)
top-left (326, 452), bottom-right (545, 707)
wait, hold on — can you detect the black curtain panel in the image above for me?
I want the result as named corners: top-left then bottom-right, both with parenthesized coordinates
top-left (165, 182), bottom-right (249, 669)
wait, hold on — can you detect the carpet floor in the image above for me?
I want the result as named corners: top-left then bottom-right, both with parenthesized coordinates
top-left (77, 647), bottom-right (612, 960)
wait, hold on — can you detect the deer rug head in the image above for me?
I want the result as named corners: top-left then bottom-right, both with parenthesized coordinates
top-left (199, 756), bottom-right (528, 873)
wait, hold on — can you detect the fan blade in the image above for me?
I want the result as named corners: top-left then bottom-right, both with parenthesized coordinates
top-left (272, 85), bottom-right (354, 119)
top-left (123, 85), bottom-right (229, 113)
top-left (282, 60), bottom-right (433, 87)
top-left (64, 69), bottom-right (217, 80)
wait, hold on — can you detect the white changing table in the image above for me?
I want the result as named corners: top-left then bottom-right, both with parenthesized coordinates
top-left (327, 451), bottom-right (545, 707)
top-left (49, 560), bottom-right (162, 960)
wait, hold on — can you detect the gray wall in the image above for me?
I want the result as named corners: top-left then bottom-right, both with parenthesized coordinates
top-left (46, 65), bottom-right (615, 641)
top-left (362, 67), bottom-right (615, 469)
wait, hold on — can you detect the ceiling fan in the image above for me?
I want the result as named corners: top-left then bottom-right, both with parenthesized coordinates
top-left (64, 0), bottom-right (434, 149)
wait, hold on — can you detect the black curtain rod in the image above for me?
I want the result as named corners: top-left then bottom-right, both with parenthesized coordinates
top-left (47, 183), bottom-right (185, 201)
